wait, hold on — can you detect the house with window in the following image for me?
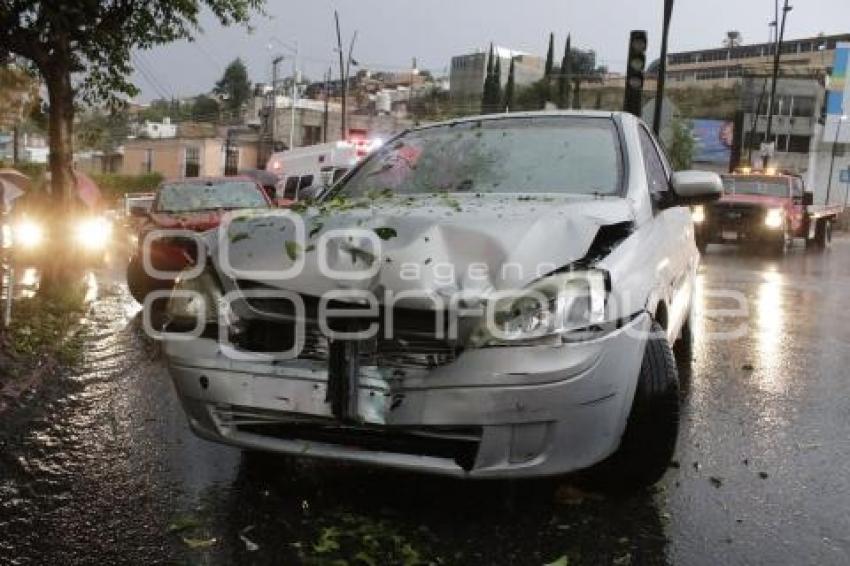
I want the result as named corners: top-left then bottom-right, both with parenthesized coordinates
top-left (122, 124), bottom-right (261, 179)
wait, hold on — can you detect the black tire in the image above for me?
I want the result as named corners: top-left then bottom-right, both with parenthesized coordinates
top-left (673, 309), bottom-right (693, 364)
top-left (582, 322), bottom-right (680, 493)
top-left (126, 256), bottom-right (173, 304)
top-left (771, 226), bottom-right (790, 256)
top-left (812, 219), bottom-right (832, 250)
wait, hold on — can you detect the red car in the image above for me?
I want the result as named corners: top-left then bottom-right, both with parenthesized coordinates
top-left (126, 176), bottom-right (272, 303)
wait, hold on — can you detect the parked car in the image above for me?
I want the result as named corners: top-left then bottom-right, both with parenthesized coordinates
top-left (126, 176), bottom-right (272, 304)
top-left (162, 111), bottom-right (721, 490)
top-left (693, 170), bottom-right (844, 254)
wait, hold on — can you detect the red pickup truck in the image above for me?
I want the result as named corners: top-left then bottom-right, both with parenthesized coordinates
top-left (693, 171), bottom-right (844, 254)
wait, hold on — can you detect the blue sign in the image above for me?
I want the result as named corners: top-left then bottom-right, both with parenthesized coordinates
top-left (841, 168), bottom-right (850, 184)
top-left (690, 119), bottom-right (734, 164)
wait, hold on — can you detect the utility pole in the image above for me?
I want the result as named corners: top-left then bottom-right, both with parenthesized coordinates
top-left (289, 40), bottom-right (299, 150)
top-left (746, 77), bottom-right (769, 165)
top-left (335, 10), bottom-right (347, 141)
top-left (826, 112), bottom-right (847, 205)
top-left (270, 55), bottom-right (284, 153)
top-left (323, 67), bottom-right (330, 143)
top-left (653, 0), bottom-right (674, 136)
top-left (763, 0), bottom-right (792, 168)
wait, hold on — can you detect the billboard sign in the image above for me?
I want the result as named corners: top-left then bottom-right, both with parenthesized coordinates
top-left (824, 42), bottom-right (850, 143)
top-left (690, 119), bottom-right (734, 164)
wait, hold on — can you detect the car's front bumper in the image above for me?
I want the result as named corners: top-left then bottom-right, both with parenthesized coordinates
top-left (164, 312), bottom-right (651, 479)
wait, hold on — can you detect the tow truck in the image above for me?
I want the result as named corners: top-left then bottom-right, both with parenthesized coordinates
top-left (693, 168), bottom-right (844, 254)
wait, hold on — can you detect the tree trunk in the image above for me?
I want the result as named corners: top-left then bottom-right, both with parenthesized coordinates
top-left (39, 58), bottom-right (82, 296)
top-left (45, 66), bottom-right (76, 209)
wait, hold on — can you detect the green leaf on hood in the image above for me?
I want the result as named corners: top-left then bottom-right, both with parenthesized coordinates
top-left (284, 240), bottom-right (302, 261)
top-left (373, 227), bottom-right (398, 241)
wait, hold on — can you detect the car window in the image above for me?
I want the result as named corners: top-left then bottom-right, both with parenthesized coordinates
top-left (283, 177), bottom-right (299, 200)
top-left (638, 126), bottom-right (670, 195)
top-left (722, 176), bottom-right (791, 198)
top-left (299, 175), bottom-right (314, 190)
top-left (333, 167), bottom-right (348, 183)
top-left (334, 116), bottom-right (623, 197)
top-left (154, 180), bottom-right (269, 212)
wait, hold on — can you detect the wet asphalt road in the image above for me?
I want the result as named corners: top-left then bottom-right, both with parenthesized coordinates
top-left (2, 237), bottom-right (850, 565)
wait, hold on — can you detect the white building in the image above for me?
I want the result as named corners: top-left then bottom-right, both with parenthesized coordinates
top-left (136, 117), bottom-right (177, 139)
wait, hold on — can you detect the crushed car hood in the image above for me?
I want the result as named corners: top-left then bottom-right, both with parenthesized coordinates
top-left (214, 193), bottom-right (635, 300)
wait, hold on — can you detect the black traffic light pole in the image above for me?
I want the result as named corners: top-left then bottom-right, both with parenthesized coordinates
top-left (653, 0), bottom-right (674, 135)
top-left (623, 31), bottom-right (647, 117)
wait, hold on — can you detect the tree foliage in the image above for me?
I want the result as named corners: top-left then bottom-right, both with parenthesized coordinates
top-left (480, 44), bottom-right (505, 114)
top-left (666, 118), bottom-right (696, 171)
top-left (0, 0), bottom-right (264, 206)
top-left (544, 32), bottom-right (555, 78)
top-left (504, 58), bottom-right (516, 112)
top-left (76, 108), bottom-right (129, 153)
top-left (214, 57), bottom-right (252, 114)
top-left (558, 35), bottom-right (572, 109)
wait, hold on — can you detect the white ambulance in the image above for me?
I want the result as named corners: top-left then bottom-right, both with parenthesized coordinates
top-left (265, 139), bottom-right (382, 202)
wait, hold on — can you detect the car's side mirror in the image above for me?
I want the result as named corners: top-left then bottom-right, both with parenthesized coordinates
top-left (668, 171), bottom-right (723, 205)
top-left (802, 192), bottom-right (814, 206)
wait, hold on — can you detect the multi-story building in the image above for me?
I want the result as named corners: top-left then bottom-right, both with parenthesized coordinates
top-left (449, 47), bottom-right (545, 111)
top-left (739, 77), bottom-right (823, 171)
top-left (658, 33), bottom-right (850, 88)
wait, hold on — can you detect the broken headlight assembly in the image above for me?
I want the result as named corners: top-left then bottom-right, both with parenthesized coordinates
top-left (472, 269), bottom-right (610, 347)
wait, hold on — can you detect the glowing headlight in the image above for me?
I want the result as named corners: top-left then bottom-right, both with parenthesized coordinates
top-left (692, 205), bottom-right (705, 223)
top-left (764, 208), bottom-right (784, 229)
top-left (166, 268), bottom-right (225, 327)
top-left (472, 270), bottom-right (609, 347)
top-left (75, 217), bottom-right (113, 249)
top-left (14, 219), bottom-right (44, 249)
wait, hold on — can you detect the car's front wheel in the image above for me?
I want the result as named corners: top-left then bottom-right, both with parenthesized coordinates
top-left (582, 321), bottom-right (680, 493)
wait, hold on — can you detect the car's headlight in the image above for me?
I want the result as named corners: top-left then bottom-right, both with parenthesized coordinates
top-left (75, 217), bottom-right (112, 249)
top-left (691, 205), bottom-right (705, 223)
top-left (166, 268), bottom-right (224, 328)
top-left (764, 208), bottom-right (784, 229)
top-left (14, 219), bottom-right (44, 248)
top-left (471, 269), bottom-right (609, 347)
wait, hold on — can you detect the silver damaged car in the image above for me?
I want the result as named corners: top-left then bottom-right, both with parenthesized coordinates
top-left (161, 111), bottom-right (721, 491)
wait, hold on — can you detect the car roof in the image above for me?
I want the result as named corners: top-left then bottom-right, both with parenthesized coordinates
top-left (411, 110), bottom-right (625, 132)
top-left (160, 176), bottom-right (258, 185)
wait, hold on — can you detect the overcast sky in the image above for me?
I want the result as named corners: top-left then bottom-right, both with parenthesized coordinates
top-left (130, 0), bottom-right (850, 102)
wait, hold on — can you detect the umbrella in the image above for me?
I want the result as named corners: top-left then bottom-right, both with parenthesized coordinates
top-left (0, 168), bottom-right (30, 209)
top-left (73, 170), bottom-right (103, 210)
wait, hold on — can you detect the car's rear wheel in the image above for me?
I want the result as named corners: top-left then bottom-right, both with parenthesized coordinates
top-left (582, 321), bottom-right (680, 493)
top-left (812, 219), bottom-right (832, 250)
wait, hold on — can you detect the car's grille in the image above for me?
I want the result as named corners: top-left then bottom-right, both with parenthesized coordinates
top-left (714, 202), bottom-right (763, 229)
top-left (231, 283), bottom-right (470, 368)
top-left (224, 410), bottom-right (481, 471)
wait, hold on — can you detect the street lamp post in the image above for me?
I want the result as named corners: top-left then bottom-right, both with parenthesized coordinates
top-left (825, 113), bottom-right (848, 205)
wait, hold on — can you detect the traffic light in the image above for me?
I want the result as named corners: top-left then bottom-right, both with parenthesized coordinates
top-left (624, 30), bottom-right (647, 117)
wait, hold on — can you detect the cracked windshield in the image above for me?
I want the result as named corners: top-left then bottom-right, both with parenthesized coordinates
top-left (2, 1), bottom-right (850, 565)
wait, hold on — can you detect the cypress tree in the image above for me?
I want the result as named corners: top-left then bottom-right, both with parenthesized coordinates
top-left (559, 34), bottom-right (572, 109)
top-left (544, 32), bottom-right (555, 78)
top-left (504, 57), bottom-right (516, 112)
top-left (493, 56), bottom-right (502, 112)
top-left (482, 43), bottom-right (495, 113)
